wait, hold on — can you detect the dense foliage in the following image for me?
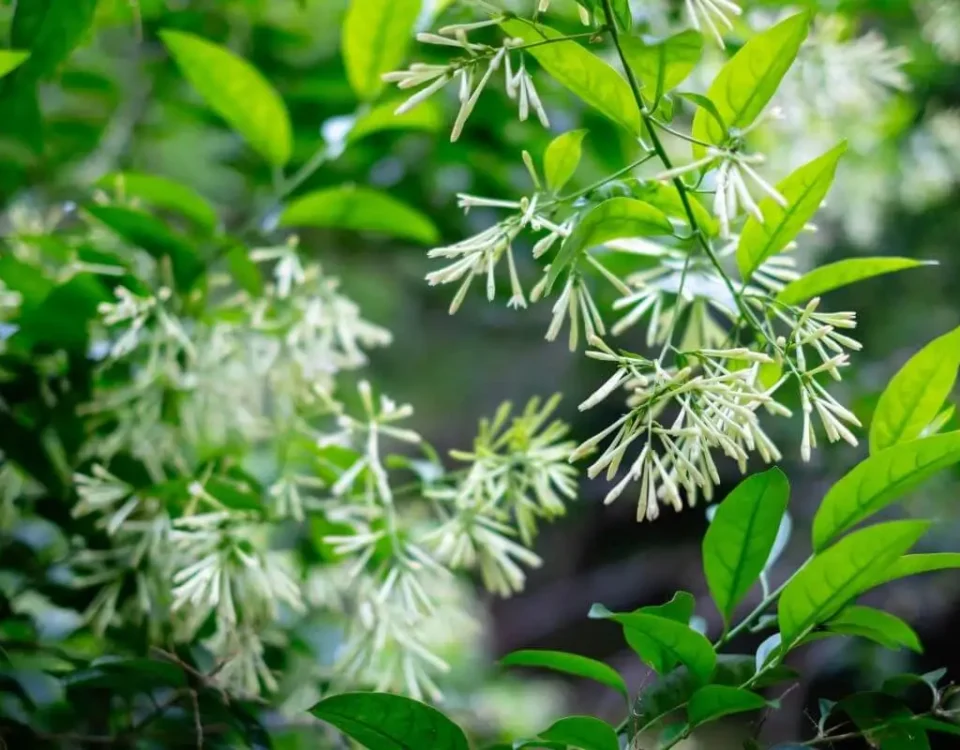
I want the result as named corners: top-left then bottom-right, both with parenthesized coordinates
top-left (2, 0), bottom-right (960, 748)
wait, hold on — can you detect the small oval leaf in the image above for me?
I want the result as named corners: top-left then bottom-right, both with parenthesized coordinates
top-left (869, 327), bottom-right (960, 454)
top-left (703, 468), bottom-right (790, 626)
top-left (589, 606), bottom-right (716, 684)
top-left (779, 520), bottom-right (930, 650)
top-left (688, 685), bottom-right (768, 727)
top-left (812, 432), bottom-right (960, 551)
top-left (539, 716), bottom-right (619, 750)
top-left (160, 30), bottom-right (292, 166)
top-left (544, 129), bottom-right (589, 193)
top-left (310, 692), bottom-right (469, 750)
top-left (499, 650), bottom-right (628, 699)
top-left (279, 185), bottom-right (439, 244)
top-left (547, 198), bottom-right (673, 289)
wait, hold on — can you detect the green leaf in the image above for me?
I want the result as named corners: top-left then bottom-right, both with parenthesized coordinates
top-left (85, 205), bottom-right (203, 292)
top-left (348, 98), bottom-right (443, 144)
top-left (0, 51), bottom-right (29, 79)
top-left (687, 685), bottom-right (768, 727)
top-left (544, 129), bottom-right (589, 193)
top-left (279, 185), bottom-right (439, 244)
top-left (96, 172), bottom-right (218, 233)
top-left (622, 592), bottom-right (697, 673)
top-left (914, 718), bottom-right (960, 738)
top-left (869, 327), bottom-right (960, 454)
top-left (777, 258), bottom-right (931, 306)
top-left (343, 0), bottom-right (421, 100)
top-left (826, 606), bottom-right (922, 653)
top-left (160, 30), bottom-right (292, 166)
top-left (500, 19), bottom-right (641, 135)
top-left (225, 245), bottom-right (264, 296)
top-left (610, 0), bottom-right (632, 31)
top-left (310, 692), bottom-right (469, 750)
top-left (499, 650), bottom-right (628, 699)
top-left (677, 92), bottom-right (727, 134)
top-left (539, 716), bottom-right (619, 750)
top-left (779, 520), bottom-right (930, 650)
top-left (812, 432), bottom-right (960, 551)
top-left (8, 0), bottom-right (97, 81)
top-left (691, 12), bottom-right (811, 156)
top-left (620, 30), bottom-right (702, 105)
top-left (589, 605), bottom-right (716, 684)
top-left (631, 181), bottom-right (718, 235)
top-left (547, 197), bottom-right (672, 289)
top-left (703, 468), bottom-right (790, 626)
top-left (871, 553), bottom-right (960, 587)
top-left (737, 142), bottom-right (846, 280)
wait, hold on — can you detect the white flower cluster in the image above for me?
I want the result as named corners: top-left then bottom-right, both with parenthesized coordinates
top-left (313, 385), bottom-right (577, 698)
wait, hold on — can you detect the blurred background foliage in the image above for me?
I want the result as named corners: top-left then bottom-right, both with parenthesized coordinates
top-left (1, 0), bottom-right (960, 747)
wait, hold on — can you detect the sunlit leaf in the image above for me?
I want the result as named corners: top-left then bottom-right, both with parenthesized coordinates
top-left (500, 19), bottom-right (641, 135)
top-left (737, 142), bottom-right (846, 280)
top-left (703, 468), bottom-right (790, 626)
top-left (160, 30), bottom-right (292, 166)
top-left (310, 692), bottom-right (469, 750)
top-left (343, 0), bottom-right (422, 100)
top-left (871, 553), bottom-right (960, 587)
top-left (631, 181), bottom-right (718, 235)
top-left (0, 51), bottom-right (29, 79)
top-left (589, 605), bottom-right (716, 683)
top-left (691, 12), bottom-right (811, 157)
top-left (500, 650), bottom-right (628, 699)
top-left (539, 716), bottom-right (619, 750)
top-left (777, 257), bottom-right (931, 305)
top-left (812, 432), bottom-right (960, 550)
top-left (620, 30), bottom-right (702, 105)
top-left (544, 129), bottom-right (589, 193)
top-left (96, 172), bottom-right (218, 232)
top-left (622, 592), bottom-right (697, 673)
top-left (547, 197), bottom-right (673, 289)
top-left (826, 605), bottom-right (922, 653)
top-left (779, 520), bottom-right (930, 650)
top-left (279, 185), bottom-right (439, 244)
top-left (688, 685), bottom-right (768, 727)
top-left (869, 326), bottom-right (960, 454)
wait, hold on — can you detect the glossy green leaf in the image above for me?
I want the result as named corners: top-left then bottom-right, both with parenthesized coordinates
top-left (500, 19), bottom-right (641, 135)
top-left (869, 327), bottom-right (960, 454)
top-left (611, 0), bottom-right (633, 30)
top-left (500, 650), bottom-right (628, 699)
top-left (8, 0), bottom-right (97, 81)
top-left (688, 685), bottom-right (768, 727)
top-left (160, 30), bottom-right (292, 166)
top-left (547, 198), bottom-right (672, 289)
top-left (779, 520), bottom-right (930, 650)
top-left (310, 692), bottom-right (469, 750)
top-left (703, 468), bottom-right (790, 626)
top-left (589, 605), bottom-right (716, 684)
top-left (96, 172), bottom-right (218, 232)
top-left (871, 553), bottom-right (960, 587)
top-left (279, 185), bottom-right (439, 244)
top-left (343, 0), bottom-right (421, 100)
top-left (914, 718), bottom-right (960, 738)
top-left (812, 432), bottom-right (960, 550)
top-left (777, 257), bottom-right (931, 305)
top-left (348, 98), bottom-right (443, 143)
top-left (620, 30), bottom-right (702, 105)
top-left (839, 692), bottom-right (929, 750)
top-left (631, 181), bottom-right (718, 235)
top-left (622, 592), bottom-right (697, 673)
top-left (826, 605), bottom-right (922, 653)
top-left (737, 142), bottom-right (846, 280)
top-left (85, 205), bottom-right (203, 292)
top-left (544, 129), bottom-right (589, 193)
top-left (539, 716), bottom-right (619, 750)
top-left (691, 12), bottom-right (811, 156)
top-left (0, 51), bottom-right (29, 79)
